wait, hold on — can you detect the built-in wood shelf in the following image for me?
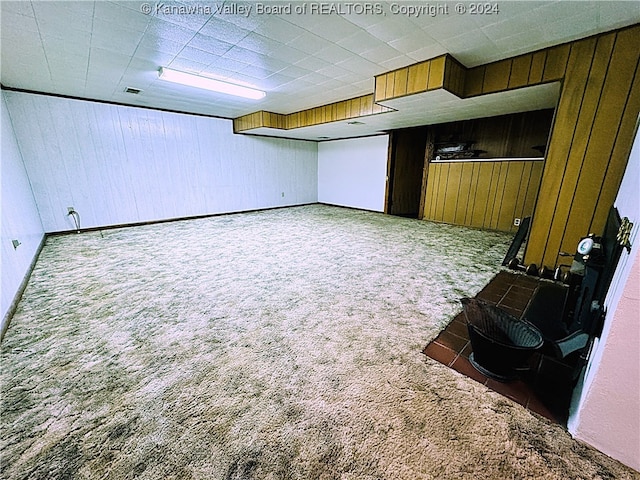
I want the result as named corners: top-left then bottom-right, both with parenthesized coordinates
top-left (429, 109), bottom-right (554, 162)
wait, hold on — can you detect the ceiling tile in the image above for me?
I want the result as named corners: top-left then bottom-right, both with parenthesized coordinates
top-left (365, 18), bottom-right (416, 43)
top-left (334, 57), bottom-right (382, 77)
top-left (360, 43), bottom-right (403, 63)
top-left (336, 30), bottom-right (383, 55)
top-left (186, 33), bottom-right (234, 56)
top-left (167, 57), bottom-right (209, 74)
top-left (145, 18), bottom-right (197, 46)
top-left (1, 1), bottom-right (34, 17)
top-left (378, 55), bottom-right (418, 71)
top-left (92, 25), bottom-right (145, 58)
top-left (93, 1), bottom-right (151, 32)
top-left (205, 56), bottom-right (250, 74)
top-left (314, 44), bottom-right (354, 64)
top-left (137, 33), bottom-right (186, 56)
top-left (286, 31), bottom-right (333, 55)
top-left (222, 45), bottom-right (267, 65)
top-left (253, 17), bottom-right (306, 44)
top-left (198, 17), bottom-right (252, 44)
top-left (177, 46), bottom-right (222, 66)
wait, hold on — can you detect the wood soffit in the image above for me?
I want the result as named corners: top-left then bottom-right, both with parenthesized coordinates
top-left (232, 25), bottom-right (638, 139)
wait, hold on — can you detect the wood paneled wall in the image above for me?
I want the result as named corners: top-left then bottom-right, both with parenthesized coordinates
top-left (431, 110), bottom-right (553, 160)
top-left (423, 160), bottom-right (544, 232)
top-left (374, 54), bottom-right (466, 103)
top-left (387, 127), bottom-right (427, 217)
top-left (233, 94), bottom-right (393, 133)
top-left (520, 27), bottom-right (640, 268)
top-left (411, 24), bottom-right (640, 268)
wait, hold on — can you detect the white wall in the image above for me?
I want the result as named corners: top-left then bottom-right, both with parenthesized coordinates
top-left (1, 92), bottom-right (45, 329)
top-left (318, 135), bottom-right (388, 212)
top-left (3, 91), bottom-right (318, 232)
top-left (568, 117), bottom-right (640, 471)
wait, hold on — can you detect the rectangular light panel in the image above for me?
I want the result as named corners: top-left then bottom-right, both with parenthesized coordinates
top-left (159, 67), bottom-right (266, 100)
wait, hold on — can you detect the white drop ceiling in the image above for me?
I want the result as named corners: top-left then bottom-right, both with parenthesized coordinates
top-left (1, 1), bottom-right (639, 140)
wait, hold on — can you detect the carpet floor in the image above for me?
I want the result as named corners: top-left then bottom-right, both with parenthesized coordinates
top-left (1, 204), bottom-right (637, 479)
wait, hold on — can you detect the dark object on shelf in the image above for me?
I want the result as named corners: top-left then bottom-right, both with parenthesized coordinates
top-left (434, 141), bottom-right (473, 153)
top-left (434, 150), bottom-right (479, 161)
top-left (532, 145), bottom-right (547, 155)
top-left (502, 216), bottom-right (531, 266)
top-left (461, 297), bottom-right (543, 381)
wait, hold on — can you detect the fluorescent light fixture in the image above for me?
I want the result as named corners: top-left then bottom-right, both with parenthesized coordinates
top-left (158, 67), bottom-right (265, 100)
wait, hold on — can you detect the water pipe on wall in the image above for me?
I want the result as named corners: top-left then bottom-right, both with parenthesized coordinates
top-left (67, 207), bottom-right (81, 233)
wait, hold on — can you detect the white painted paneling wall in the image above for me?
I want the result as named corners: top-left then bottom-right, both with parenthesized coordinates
top-left (4, 91), bottom-right (318, 232)
top-left (1, 92), bottom-right (45, 325)
top-left (318, 135), bottom-right (388, 212)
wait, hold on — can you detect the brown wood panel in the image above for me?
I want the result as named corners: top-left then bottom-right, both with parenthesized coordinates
top-left (512, 162), bottom-right (533, 228)
top-left (426, 162), bottom-right (442, 220)
top-left (444, 56), bottom-right (466, 96)
top-left (407, 61), bottom-right (430, 95)
top-left (394, 68), bottom-right (408, 97)
top-left (484, 162), bottom-right (503, 228)
top-left (375, 73), bottom-right (387, 102)
top-left (591, 59), bottom-right (640, 236)
top-left (423, 159), bottom-right (543, 232)
top-left (464, 163), bottom-right (480, 225)
top-left (470, 162), bottom-right (494, 228)
top-left (525, 37), bottom-right (598, 265)
top-left (384, 132), bottom-right (394, 214)
top-left (509, 54), bottom-right (533, 89)
top-left (483, 59), bottom-right (512, 93)
top-left (464, 66), bottom-right (485, 97)
top-left (336, 101), bottom-right (346, 121)
top-left (286, 112), bottom-right (295, 129)
top-left (442, 163), bottom-right (462, 223)
top-left (528, 50), bottom-right (547, 84)
top-left (538, 34), bottom-right (614, 266)
top-left (456, 162), bottom-right (474, 225)
top-left (497, 162), bottom-right (525, 231)
top-left (542, 44), bottom-right (571, 82)
top-left (388, 127), bottom-right (428, 218)
top-left (418, 129), bottom-right (435, 220)
top-left (559, 29), bottom-right (638, 260)
top-left (434, 163), bottom-right (449, 221)
top-left (385, 73), bottom-right (396, 101)
top-left (427, 56), bottom-right (446, 90)
top-left (522, 161), bottom-right (544, 223)
top-left (362, 95), bottom-right (373, 115)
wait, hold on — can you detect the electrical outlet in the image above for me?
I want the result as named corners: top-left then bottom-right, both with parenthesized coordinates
top-left (514, 218), bottom-right (521, 226)
top-left (67, 206), bottom-right (75, 214)
top-left (281, 192), bottom-right (285, 197)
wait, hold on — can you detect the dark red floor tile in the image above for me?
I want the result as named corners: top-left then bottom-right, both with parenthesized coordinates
top-left (485, 378), bottom-right (531, 406)
top-left (424, 341), bottom-right (458, 367)
top-left (451, 355), bottom-right (488, 385)
top-left (526, 394), bottom-right (561, 423)
top-left (446, 319), bottom-right (469, 339)
top-left (433, 330), bottom-right (469, 354)
top-left (477, 290), bottom-right (505, 304)
top-left (423, 269), bottom-right (562, 426)
top-left (513, 275), bottom-right (540, 290)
